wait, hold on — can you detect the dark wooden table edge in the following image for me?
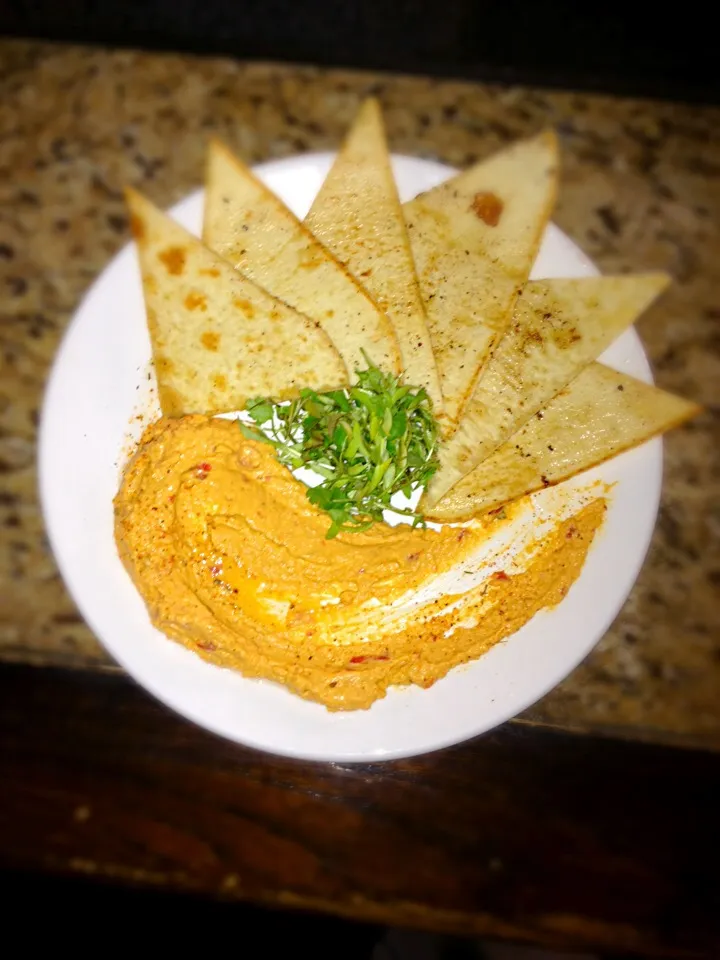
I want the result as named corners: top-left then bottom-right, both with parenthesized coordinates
top-left (1, 661), bottom-right (719, 957)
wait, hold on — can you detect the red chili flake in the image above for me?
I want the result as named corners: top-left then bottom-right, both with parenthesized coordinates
top-left (407, 552), bottom-right (421, 562)
top-left (210, 564), bottom-right (221, 576)
top-left (456, 529), bottom-right (469, 542)
top-left (493, 570), bottom-right (509, 581)
top-left (350, 655), bottom-right (389, 664)
top-left (197, 640), bottom-right (217, 651)
top-left (196, 461), bottom-right (212, 477)
top-left (168, 494), bottom-right (175, 503)
top-left (566, 526), bottom-right (577, 539)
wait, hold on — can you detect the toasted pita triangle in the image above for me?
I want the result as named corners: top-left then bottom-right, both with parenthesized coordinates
top-left (125, 188), bottom-right (347, 416)
top-left (404, 130), bottom-right (559, 432)
top-left (305, 99), bottom-right (443, 413)
top-left (425, 364), bottom-right (701, 522)
top-left (423, 273), bottom-right (670, 506)
top-left (202, 139), bottom-right (401, 377)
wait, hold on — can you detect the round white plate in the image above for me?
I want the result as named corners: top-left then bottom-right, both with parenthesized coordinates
top-left (39, 153), bottom-right (661, 762)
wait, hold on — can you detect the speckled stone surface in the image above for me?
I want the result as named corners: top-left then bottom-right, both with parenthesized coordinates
top-left (1, 40), bottom-right (718, 744)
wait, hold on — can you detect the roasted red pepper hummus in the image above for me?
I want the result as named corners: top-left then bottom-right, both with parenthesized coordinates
top-left (114, 415), bottom-right (605, 710)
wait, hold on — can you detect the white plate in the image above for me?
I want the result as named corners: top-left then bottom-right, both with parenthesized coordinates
top-left (39, 153), bottom-right (661, 762)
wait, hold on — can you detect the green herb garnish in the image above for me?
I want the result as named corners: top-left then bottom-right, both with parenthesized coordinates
top-left (238, 356), bottom-right (440, 539)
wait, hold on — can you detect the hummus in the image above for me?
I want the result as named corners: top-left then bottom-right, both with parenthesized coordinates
top-left (115, 415), bottom-right (605, 710)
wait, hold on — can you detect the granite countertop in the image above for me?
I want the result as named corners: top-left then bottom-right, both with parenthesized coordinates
top-left (1, 40), bottom-right (717, 747)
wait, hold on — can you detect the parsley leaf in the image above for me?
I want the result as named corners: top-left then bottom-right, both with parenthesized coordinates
top-left (239, 357), bottom-right (439, 538)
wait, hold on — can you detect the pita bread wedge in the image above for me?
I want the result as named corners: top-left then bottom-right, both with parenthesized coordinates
top-left (425, 364), bottom-right (701, 523)
top-left (305, 99), bottom-right (443, 413)
top-left (404, 130), bottom-right (558, 432)
top-left (203, 139), bottom-right (401, 377)
top-left (423, 273), bottom-right (670, 507)
top-left (125, 188), bottom-right (347, 416)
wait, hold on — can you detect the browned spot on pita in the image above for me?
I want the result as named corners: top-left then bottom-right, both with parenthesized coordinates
top-left (212, 374), bottom-right (227, 391)
top-left (233, 297), bottom-right (255, 318)
top-left (185, 292), bottom-right (207, 311)
top-left (552, 325), bottom-right (583, 349)
top-left (130, 214), bottom-right (145, 240)
top-left (158, 383), bottom-right (184, 416)
top-left (199, 267), bottom-right (220, 277)
top-left (471, 192), bottom-right (504, 226)
top-left (201, 331), bottom-right (220, 351)
top-left (158, 246), bottom-right (186, 275)
top-left (155, 355), bottom-right (174, 374)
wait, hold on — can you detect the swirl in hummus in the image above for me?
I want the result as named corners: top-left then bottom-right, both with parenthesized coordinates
top-left (114, 416), bottom-right (605, 710)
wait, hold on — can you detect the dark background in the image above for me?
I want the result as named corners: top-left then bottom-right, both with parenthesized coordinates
top-left (1, 0), bottom-right (718, 104)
